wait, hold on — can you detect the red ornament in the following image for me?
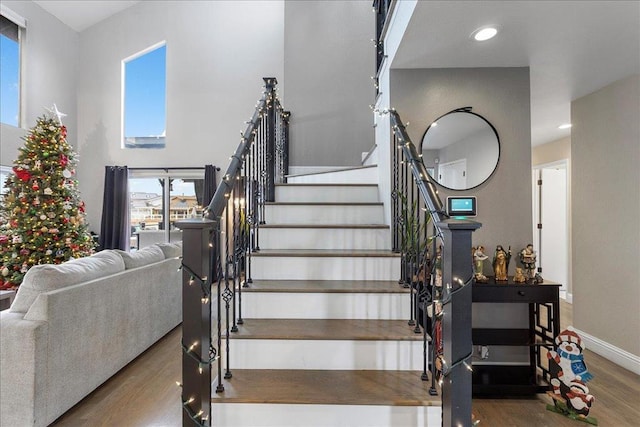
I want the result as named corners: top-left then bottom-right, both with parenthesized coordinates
top-left (13, 167), bottom-right (31, 182)
top-left (32, 182), bottom-right (40, 191)
top-left (59, 154), bottom-right (68, 167)
top-left (61, 125), bottom-right (67, 137)
top-left (0, 235), bottom-right (8, 244)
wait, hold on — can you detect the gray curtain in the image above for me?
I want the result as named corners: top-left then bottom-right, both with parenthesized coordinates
top-left (203, 164), bottom-right (217, 208)
top-left (99, 166), bottom-right (129, 250)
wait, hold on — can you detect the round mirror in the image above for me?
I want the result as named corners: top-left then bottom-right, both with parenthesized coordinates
top-left (420, 107), bottom-right (500, 191)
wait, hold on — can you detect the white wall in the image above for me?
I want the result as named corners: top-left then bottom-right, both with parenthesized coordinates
top-left (572, 74), bottom-right (640, 359)
top-left (284, 0), bottom-right (374, 167)
top-left (76, 1), bottom-right (285, 230)
top-left (0, 1), bottom-right (78, 167)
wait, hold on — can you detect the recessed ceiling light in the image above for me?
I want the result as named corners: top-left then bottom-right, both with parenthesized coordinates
top-left (558, 123), bottom-right (572, 129)
top-left (472, 27), bottom-right (498, 41)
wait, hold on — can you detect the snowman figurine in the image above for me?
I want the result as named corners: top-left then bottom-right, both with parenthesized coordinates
top-left (547, 327), bottom-right (596, 420)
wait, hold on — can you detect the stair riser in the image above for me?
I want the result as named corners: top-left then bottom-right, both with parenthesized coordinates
top-left (275, 185), bottom-right (379, 203)
top-left (236, 292), bottom-right (409, 319)
top-left (212, 403), bottom-right (441, 427)
top-left (225, 339), bottom-right (425, 370)
top-left (287, 166), bottom-right (378, 184)
top-left (265, 204), bottom-right (383, 225)
top-left (259, 227), bottom-right (391, 250)
top-left (251, 256), bottom-right (400, 281)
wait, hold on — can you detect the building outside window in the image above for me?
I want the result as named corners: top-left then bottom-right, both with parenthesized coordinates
top-left (128, 170), bottom-right (205, 250)
top-left (122, 42), bottom-right (167, 149)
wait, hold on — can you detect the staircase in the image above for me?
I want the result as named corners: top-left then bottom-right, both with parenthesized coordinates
top-left (211, 165), bottom-right (441, 426)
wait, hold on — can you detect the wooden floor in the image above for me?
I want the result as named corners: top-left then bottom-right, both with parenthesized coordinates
top-left (52, 300), bottom-right (640, 426)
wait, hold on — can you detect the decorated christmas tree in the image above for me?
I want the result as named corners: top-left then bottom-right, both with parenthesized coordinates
top-left (0, 107), bottom-right (94, 289)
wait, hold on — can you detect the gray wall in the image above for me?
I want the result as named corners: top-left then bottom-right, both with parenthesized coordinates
top-left (571, 74), bottom-right (640, 357)
top-left (390, 67), bottom-right (533, 364)
top-left (0, 1), bottom-right (78, 167)
top-left (284, 0), bottom-right (374, 167)
top-left (76, 1), bottom-right (285, 230)
top-left (391, 68), bottom-right (533, 259)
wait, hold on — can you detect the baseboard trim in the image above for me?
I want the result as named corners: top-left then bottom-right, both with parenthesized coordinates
top-left (564, 292), bottom-right (573, 304)
top-left (573, 328), bottom-right (640, 375)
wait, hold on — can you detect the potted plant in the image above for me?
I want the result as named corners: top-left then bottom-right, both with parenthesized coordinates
top-left (398, 193), bottom-right (432, 286)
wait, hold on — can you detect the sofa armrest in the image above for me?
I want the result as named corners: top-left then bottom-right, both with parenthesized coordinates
top-left (0, 311), bottom-right (48, 427)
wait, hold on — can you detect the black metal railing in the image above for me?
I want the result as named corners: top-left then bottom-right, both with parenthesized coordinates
top-left (373, 0), bottom-right (394, 73)
top-left (387, 108), bottom-right (480, 426)
top-left (176, 77), bottom-right (289, 427)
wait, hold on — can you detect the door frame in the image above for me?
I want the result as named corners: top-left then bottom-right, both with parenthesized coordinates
top-left (532, 159), bottom-right (572, 302)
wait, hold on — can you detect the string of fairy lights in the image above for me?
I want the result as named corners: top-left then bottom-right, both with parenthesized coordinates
top-left (177, 80), bottom-right (285, 427)
top-left (375, 101), bottom-right (480, 427)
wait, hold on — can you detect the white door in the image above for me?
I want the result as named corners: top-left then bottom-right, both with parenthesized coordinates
top-left (533, 162), bottom-right (569, 293)
top-left (438, 158), bottom-right (467, 189)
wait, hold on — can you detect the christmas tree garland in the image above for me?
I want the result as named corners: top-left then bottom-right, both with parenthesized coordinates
top-left (0, 113), bottom-right (94, 288)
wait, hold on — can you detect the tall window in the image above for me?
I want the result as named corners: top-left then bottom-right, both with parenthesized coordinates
top-left (0, 13), bottom-right (22, 127)
top-left (122, 43), bottom-right (166, 149)
top-left (128, 170), bottom-right (205, 250)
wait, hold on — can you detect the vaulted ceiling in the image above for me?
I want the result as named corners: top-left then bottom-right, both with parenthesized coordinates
top-left (31, 1), bottom-right (640, 147)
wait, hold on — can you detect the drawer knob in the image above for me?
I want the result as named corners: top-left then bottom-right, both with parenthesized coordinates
top-left (518, 291), bottom-right (526, 296)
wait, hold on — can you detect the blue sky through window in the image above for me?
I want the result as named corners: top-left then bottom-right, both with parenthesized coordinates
top-left (124, 44), bottom-right (166, 138)
top-left (0, 34), bottom-right (19, 127)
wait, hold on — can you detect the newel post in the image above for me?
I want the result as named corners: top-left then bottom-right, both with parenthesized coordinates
top-left (176, 218), bottom-right (217, 426)
top-left (263, 77), bottom-right (277, 202)
top-left (438, 219), bottom-right (481, 427)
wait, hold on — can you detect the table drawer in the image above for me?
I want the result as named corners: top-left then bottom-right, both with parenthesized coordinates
top-left (473, 285), bottom-right (559, 303)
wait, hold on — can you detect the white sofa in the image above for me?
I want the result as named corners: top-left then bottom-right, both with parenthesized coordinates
top-left (0, 243), bottom-right (182, 427)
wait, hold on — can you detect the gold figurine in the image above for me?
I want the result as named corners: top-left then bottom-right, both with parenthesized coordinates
top-left (493, 245), bottom-right (511, 281)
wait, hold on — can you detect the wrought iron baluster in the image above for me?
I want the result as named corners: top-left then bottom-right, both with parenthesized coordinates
top-left (282, 111), bottom-right (290, 183)
top-left (409, 172), bottom-right (417, 327)
top-left (231, 181), bottom-right (239, 334)
top-left (392, 133), bottom-right (399, 252)
top-left (222, 199), bottom-right (233, 380)
top-left (215, 223), bottom-right (224, 394)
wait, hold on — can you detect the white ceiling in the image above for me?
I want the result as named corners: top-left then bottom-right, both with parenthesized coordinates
top-left (394, 1), bottom-right (640, 146)
top-left (33, 1), bottom-right (139, 33)
top-left (30, 1), bottom-right (640, 147)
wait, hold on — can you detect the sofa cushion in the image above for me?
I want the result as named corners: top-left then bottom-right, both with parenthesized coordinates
top-left (116, 245), bottom-right (165, 269)
top-left (156, 241), bottom-right (182, 259)
top-left (10, 250), bottom-right (125, 314)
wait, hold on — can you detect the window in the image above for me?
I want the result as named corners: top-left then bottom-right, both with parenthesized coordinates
top-left (0, 165), bottom-right (10, 204)
top-left (0, 12), bottom-right (22, 127)
top-left (128, 170), bottom-right (205, 250)
top-left (122, 43), bottom-right (166, 149)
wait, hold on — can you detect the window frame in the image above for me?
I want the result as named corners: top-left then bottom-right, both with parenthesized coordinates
top-left (121, 41), bottom-right (167, 149)
top-left (128, 168), bottom-right (205, 250)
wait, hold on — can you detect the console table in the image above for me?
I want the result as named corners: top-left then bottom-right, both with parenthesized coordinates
top-left (472, 278), bottom-right (560, 396)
